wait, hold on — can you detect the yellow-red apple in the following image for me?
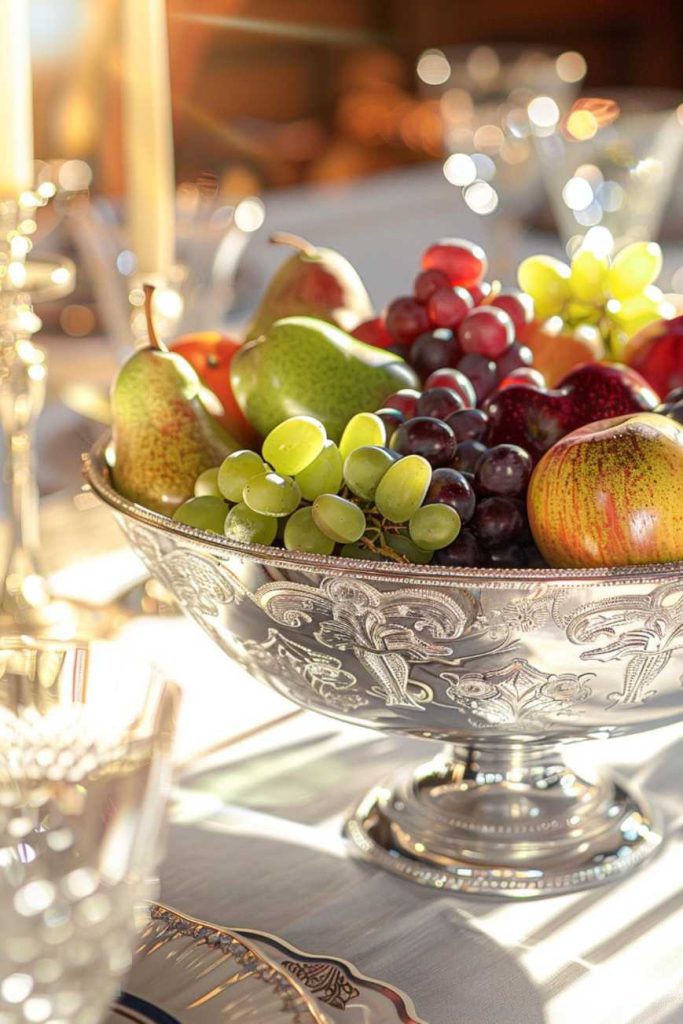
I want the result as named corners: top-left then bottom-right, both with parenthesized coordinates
top-left (527, 412), bottom-right (683, 568)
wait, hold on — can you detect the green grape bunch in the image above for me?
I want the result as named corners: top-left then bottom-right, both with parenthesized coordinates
top-left (518, 241), bottom-right (674, 359)
top-left (171, 412), bottom-right (462, 565)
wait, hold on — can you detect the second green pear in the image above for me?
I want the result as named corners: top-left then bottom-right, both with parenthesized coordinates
top-left (230, 316), bottom-right (418, 442)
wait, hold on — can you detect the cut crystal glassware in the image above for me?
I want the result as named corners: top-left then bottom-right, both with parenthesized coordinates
top-left (85, 437), bottom-right (683, 899)
top-left (0, 637), bottom-right (179, 1023)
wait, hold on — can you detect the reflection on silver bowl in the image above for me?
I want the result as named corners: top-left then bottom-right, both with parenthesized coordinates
top-left (84, 436), bottom-right (683, 899)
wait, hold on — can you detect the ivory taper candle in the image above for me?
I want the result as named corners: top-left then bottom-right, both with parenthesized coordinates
top-left (122, 0), bottom-right (175, 278)
top-left (0, 0), bottom-right (34, 198)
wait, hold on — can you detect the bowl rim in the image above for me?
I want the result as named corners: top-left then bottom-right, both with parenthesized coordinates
top-left (83, 433), bottom-right (683, 588)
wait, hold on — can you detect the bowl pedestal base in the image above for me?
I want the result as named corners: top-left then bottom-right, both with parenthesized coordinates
top-left (346, 742), bottom-right (661, 898)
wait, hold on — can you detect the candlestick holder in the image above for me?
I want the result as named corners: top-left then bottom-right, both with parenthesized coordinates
top-left (0, 190), bottom-right (122, 637)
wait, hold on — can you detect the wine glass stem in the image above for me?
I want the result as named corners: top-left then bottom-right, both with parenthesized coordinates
top-left (0, 303), bottom-right (50, 622)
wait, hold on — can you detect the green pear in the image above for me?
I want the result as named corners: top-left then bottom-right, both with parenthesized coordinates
top-left (111, 286), bottom-right (239, 515)
top-left (246, 233), bottom-right (373, 340)
top-left (230, 316), bottom-right (418, 442)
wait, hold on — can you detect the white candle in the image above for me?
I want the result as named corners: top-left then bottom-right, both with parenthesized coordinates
top-left (0, 0), bottom-right (34, 198)
top-left (122, 0), bottom-right (175, 279)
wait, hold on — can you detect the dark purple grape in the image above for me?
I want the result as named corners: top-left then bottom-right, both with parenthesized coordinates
top-left (390, 416), bottom-right (457, 468)
top-left (426, 467), bottom-right (476, 524)
top-left (664, 387), bottom-right (683, 403)
top-left (452, 440), bottom-right (487, 474)
top-left (486, 544), bottom-right (527, 568)
top-left (445, 408), bottom-right (489, 443)
top-left (455, 353), bottom-right (497, 402)
top-left (669, 403), bottom-right (683, 425)
top-left (417, 387), bottom-right (465, 420)
top-left (383, 389), bottom-right (421, 418)
top-left (434, 529), bottom-right (482, 567)
top-left (376, 407), bottom-right (405, 438)
top-left (495, 341), bottom-right (533, 380)
top-left (658, 400), bottom-right (683, 425)
top-left (471, 497), bottom-right (525, 548)
top-left (475, 444), bottom-right (533, 498)
top-left (410, 328), bottom-right (460, 380)
top-left (524, 543), bottom-right (548, 569)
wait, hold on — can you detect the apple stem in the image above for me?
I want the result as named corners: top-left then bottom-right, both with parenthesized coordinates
top-left (143, 284), bottom-right (168, 352)
top-left (269, 232), bottom-right (318, 258)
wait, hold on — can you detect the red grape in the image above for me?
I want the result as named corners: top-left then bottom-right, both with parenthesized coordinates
top-left (475, 444), bottom-right (532, 498)
top-left (410, 328), bottom-right (459, 380)
top-left (460, 307), bottom-right (514, 359)
top-left (471, 496), bottom-right (525, 547)
top-left (383, 389), bottom-right (421, 418)
top-left (490, 290), bottom-right (534, 330)
top-left (375, 407), bottom-right (405, 437)
top-left (434, 529), bottom-right (482, 567)
top-left (456, 353), bottom-right (497, 402)
top-left (426, 467), bottom-right (476, 524)
top-left (414, 268), bottom-right (450, 303)
top-left (452, 440), bottom-right (487, 473)
top-left (417, 387), bottom-right (465, 420)
top-left (468, 282), bottom-right (492, 305)
top-left (495, 342), bottom-right (533, 379)
top-left (497, 367), bottom-right (546, 390)
top-left (445, 408), bottom-right (488, 443)
top-left (426, 286), bottom-right (473, 329)
top-left (424, 367), bottom-right (476, 408)
top-left (385, 296), bottom-right (429, 346)
top-left (390, 416), bottom-right (457, 468)
top-left (421, 239), bottom-right (488, 288)
top-left (351, 317), bottom-right (394, 349)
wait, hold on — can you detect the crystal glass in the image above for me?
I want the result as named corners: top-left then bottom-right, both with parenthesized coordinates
top-left (85, 437), bottom-right (683, 901)
top-left (0, 638), bottom-right (179, 1023)
top-left (533, 88), bottom-right (683, 253)
top-left (420, 45), bottom-right (585, 274)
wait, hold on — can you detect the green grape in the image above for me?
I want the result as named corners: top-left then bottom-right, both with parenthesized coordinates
top-left (606, 242), bottom-right (662, 300)
top-left (262, 416), bottom-right (326, 476)
top-left (374, 454), bottom-right (431, 523)
top-left (517, 255), bottom-right (571, 320)
top-left (194, 466), bottom-right (221, 497)
top-left (610, 289), bottom-right (663, 329)
top-left (243, 471), bottom-right (301, 517)
top-left (217, 450), bottom-right (267, 502)
top-left (295, 440), bottom-right (343, 500)
top-left (343, 445), bottom-right (397, 501)
top-left (172, 496), bottom-right (228, 535)
top-left (339, 412), bottom-right (386, 461)
top-left (312, 494), bottom-right (366, 543)
top-left (569, 249), bottom-right (608, 304)
top-left (339, 542), bottom-right (383, 560)
top-left (385, 530), bottom-right (433, 564)
top-left (409, 503), bottom-right (461, 551)
top-left (564, 300), bottom-right (601, 326)
top-left (283, 506), bottom-right (335, 554)
top-left (224, 502), bottom-right (278, 545)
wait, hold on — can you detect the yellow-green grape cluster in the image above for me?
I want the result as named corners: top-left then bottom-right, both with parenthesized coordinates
top-left (172, 412), bottom-right (462, 564)
top-left (518, 242), bottom-right (672, 357)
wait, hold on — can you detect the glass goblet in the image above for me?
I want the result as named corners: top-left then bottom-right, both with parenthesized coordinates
top-left (0, 638), bottom-right (179, 1024)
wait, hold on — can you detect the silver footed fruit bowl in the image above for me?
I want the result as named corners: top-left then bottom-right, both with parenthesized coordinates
top-left (85, 435), bottom-right (683, 899)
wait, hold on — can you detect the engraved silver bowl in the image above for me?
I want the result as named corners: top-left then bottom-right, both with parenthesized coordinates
top-left (84, 436), bottom-right (683, 899)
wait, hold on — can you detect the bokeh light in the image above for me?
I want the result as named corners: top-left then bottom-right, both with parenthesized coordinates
top-left (416, 49), bottom-right (451, 86)
top-left (528, 96), bottom-right (560, 129)
top-left (556, 51), bottom-right (587, 83)
top-left (443, 153), bottom-right (477, 186)
top-left (464, 180), bottom-right (498, 214)
top-left (234, 196), bottom-right (266, 233)
top-left (562, 176), bottom-right (594, 211)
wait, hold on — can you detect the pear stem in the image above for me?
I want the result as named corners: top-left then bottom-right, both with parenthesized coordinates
top-left (143, 283), bottom-right (168, 352)
top-left (269, 232), bottom-right (318, 258)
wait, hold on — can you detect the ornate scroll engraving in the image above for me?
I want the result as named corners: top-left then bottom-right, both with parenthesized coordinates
top-left (241, 629), bottom-right (367, 712)
top-left (441, 658), bottom-right (593, 727)
top-left (565, 582), bottom-right (683, 705)
top-left (119, 519), bottom-right (245, 616)
top-left (254, 577), bottom-right (477, 709)
top-left (282, 960), bottom-right (359, 1009)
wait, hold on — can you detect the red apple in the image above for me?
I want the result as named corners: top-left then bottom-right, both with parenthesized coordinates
top-left (527, 412), bottom-right (683, 568)
top-left (622, 314), bottom-right (683, 398)
top-left (171, 331), bottom-right (259, 446)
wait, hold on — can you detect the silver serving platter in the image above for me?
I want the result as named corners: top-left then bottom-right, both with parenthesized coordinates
top-left (85, 437), bottom-right (683, 899)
